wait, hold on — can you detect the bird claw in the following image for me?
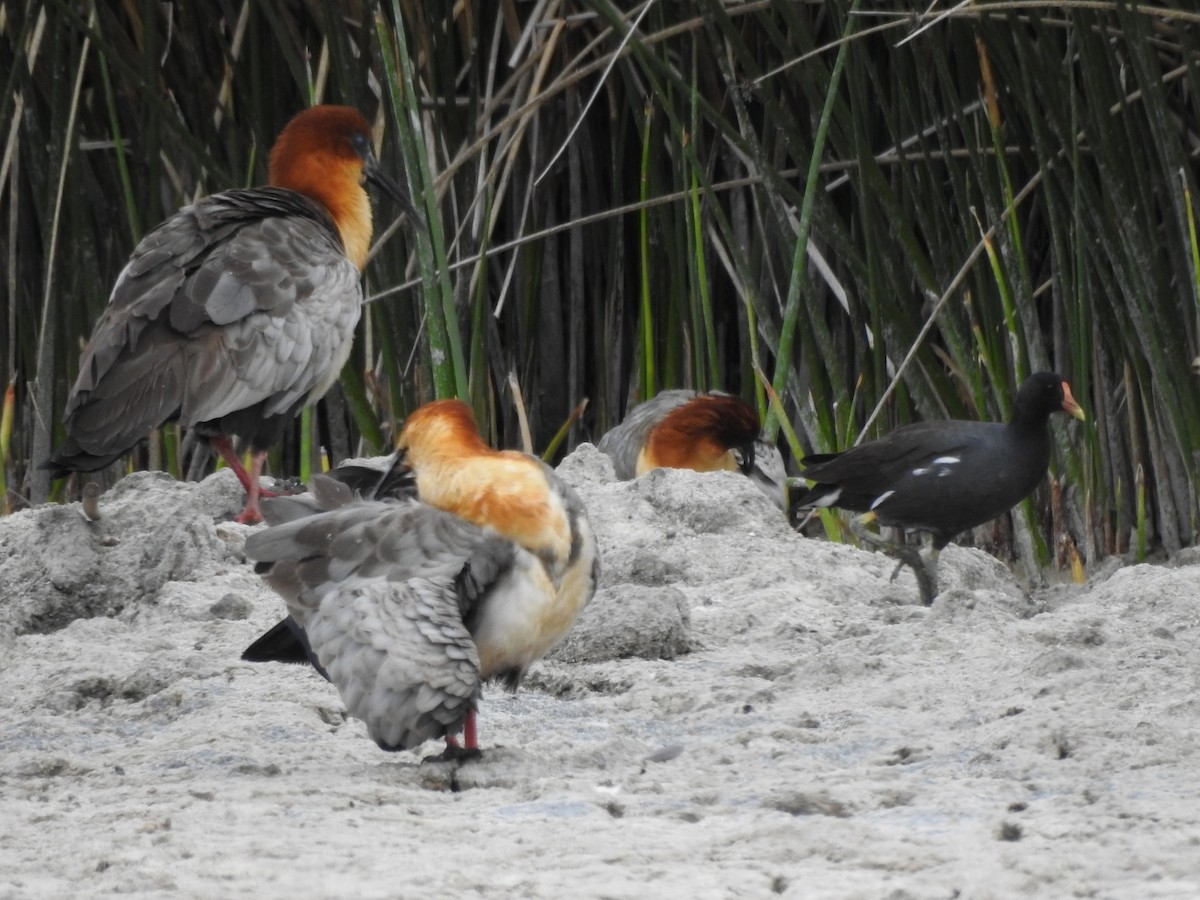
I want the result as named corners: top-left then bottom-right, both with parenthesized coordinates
top-left (851, 516), bottom-right (938, 605)
top-left (881, 551), bottom-right (937, 604)
top-left (258, 476), bottom-right (306, 499)
top-left (912, 563), bottom-right (938, 607)
top-left (423, 744), bottom-right (482, 764)
top-left (233, 507), bottom-right (264, 525)
top-left (886, 550), bottom-right (937, 605)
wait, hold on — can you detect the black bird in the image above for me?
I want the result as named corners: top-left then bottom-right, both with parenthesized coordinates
top-left (791, 373), bottom-right (1086, 604)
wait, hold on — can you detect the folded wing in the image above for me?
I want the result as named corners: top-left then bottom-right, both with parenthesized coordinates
top-left (245, 482), bottom-right (516, 751)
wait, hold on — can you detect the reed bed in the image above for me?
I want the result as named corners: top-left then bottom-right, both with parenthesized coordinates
top-left (3, 1), bottom-right (1199, 573)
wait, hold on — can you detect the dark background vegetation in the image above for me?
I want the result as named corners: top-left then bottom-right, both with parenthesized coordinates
top-left (3, 1), bottom-right (1200, 576)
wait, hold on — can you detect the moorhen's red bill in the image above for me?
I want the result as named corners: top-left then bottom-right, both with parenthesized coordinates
top-left (792, 372), bottom-right (1086, 603)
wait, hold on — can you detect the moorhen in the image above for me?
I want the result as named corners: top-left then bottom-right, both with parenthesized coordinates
top-left (792, 372), bottom-right (1086, 604)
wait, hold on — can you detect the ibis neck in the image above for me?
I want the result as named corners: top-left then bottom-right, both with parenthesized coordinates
top-left (274, 163), bottom-right (372, 270)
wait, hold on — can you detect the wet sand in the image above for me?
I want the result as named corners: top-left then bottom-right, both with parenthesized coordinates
top-left (2, 446), bottom-right (1198, 898)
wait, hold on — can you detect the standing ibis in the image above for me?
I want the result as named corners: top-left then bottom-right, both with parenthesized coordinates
top-left (243, 400), bottom-right (600, 758)
top-left (45, 105), bottom-right (420, 523)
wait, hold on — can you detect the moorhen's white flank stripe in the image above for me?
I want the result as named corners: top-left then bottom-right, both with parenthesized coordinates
top-left (793, 373), bottom-right (1086, 604)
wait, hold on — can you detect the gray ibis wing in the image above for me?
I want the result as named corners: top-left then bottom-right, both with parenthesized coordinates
top-left (597, 390), bottom-right (694, 478)
top-left (62, 188), bottom-right (361, 456)
top-left (246, 497), bottom-right (517, 751)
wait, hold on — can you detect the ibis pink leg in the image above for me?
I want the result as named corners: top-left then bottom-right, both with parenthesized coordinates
top-left (440, 710), bottom-right (481, 760)
top-left (462, 709), bottom-right (478, 750)
top-left (209, 437), bottom-right (275, 524)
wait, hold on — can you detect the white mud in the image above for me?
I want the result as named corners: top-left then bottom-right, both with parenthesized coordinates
top-left (2, 446), bottom-right (1198, 898)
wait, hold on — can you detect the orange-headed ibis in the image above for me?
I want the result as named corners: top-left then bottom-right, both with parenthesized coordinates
top-left (243, 400), bottom-right (600, 758)
top-left (45, 105), bottom-right (420, 523)
top-left (598, 390), bottom-right (788, 510)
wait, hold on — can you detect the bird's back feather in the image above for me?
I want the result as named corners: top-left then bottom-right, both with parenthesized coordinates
top-left (48, 189), bottom-right (361, 473)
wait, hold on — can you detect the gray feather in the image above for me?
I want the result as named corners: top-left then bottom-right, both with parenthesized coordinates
top-left (245, 497), bottom-right (518, 749)
top-left (305, 578), bottom-right (479, 751)
top-left (598, 390), bottom-right (696, 478)
top-left (53, 187), bottom-right (359, 466)
top-left (599, 390), bottom-right (787, 509)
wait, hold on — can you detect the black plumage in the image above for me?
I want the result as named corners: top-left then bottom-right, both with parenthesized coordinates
top-left (792, 373), bottom-right (1086, 603)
